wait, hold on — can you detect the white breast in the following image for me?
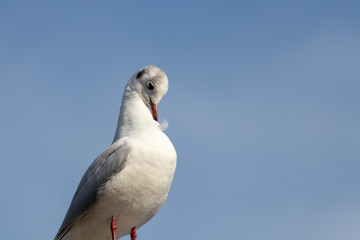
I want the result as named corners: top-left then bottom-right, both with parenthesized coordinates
top-left (63, 130), bottom-right (176, 240)
top-left (101, 130), bottom-right (176, 236)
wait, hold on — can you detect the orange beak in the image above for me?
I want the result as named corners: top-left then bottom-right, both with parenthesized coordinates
top-left (149, 98), bottom-right (158, 121)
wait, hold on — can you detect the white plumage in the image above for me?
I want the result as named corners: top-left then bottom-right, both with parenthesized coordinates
top-left (55, 65), bottom-right (176, 240)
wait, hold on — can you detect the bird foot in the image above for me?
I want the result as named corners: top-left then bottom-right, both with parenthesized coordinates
top-left (110, 216), bottom-right (117, 240)
top-left (130, 226), bottom-right (137, 240)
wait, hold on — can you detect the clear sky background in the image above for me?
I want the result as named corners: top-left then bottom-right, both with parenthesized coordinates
top-left (1, 1), bottom-right (360, 239)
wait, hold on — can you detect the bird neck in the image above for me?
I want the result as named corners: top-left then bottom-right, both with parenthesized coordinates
top-left (112, 90), bottom-right (158, 143)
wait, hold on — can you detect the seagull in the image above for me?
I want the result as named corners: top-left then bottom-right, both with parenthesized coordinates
top-left (54, 65), bottom-right (177, 240)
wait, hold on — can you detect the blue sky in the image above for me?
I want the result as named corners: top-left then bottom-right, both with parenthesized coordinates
top-left (1, 1), bottom-right (360, 239)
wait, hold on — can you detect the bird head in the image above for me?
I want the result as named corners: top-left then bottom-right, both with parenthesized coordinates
top-left (127, 65), bottom-right (169, 122)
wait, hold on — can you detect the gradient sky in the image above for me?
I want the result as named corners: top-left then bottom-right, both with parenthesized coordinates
top-left (1, 1), bottom-right (360, 239)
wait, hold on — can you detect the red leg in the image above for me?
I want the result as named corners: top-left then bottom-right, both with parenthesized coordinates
top-left (110, 216), bottom-right (117, 240)
top-left (130, 226), bottom-right (137, 240)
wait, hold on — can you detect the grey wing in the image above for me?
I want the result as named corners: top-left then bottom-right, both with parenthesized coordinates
top-left (55, 142), bottom-right (132, 240)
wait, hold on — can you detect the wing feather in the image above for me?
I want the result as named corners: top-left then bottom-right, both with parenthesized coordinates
top-left (55, 141), bottom-right (132, 240)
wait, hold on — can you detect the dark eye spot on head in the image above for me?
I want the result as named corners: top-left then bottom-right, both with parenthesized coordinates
top-left (137, 70), bottom-right (146, 79)
top-left (147, 80), bottom-right (154, 90)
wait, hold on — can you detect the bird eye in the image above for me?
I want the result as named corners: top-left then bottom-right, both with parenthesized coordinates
top-left (147, 81), bottom-right (154, 90)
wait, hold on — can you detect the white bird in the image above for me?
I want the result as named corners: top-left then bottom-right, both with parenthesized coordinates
top-left (55, 65), bottom-right (177, 240)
